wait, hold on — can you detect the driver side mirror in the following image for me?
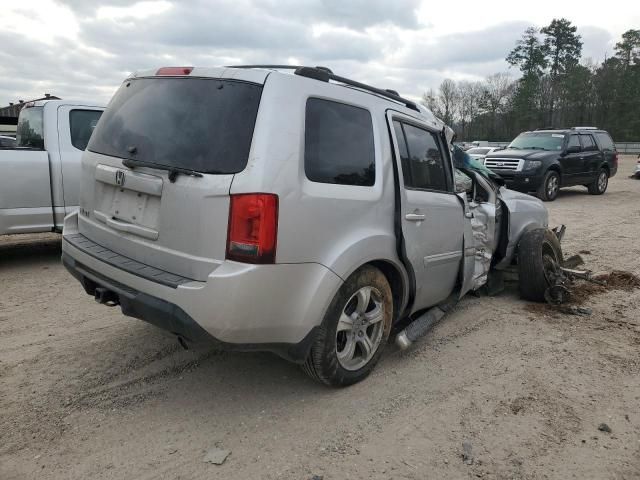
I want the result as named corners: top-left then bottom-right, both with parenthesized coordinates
top-left (565, 145), bottom-right (580, 154)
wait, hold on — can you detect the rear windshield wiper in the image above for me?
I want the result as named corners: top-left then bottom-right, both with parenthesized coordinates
top-left (122, 158), bottom-right (204, 183)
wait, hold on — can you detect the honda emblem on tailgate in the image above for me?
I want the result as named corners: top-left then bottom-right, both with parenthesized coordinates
top-left (115, 170), bottom-right (126, 186)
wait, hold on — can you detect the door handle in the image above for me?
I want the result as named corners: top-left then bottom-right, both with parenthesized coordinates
top-left (405, 213), bottom-right (426, 221)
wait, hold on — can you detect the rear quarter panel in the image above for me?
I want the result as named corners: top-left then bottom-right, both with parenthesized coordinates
top-left (230, 73), bottom-right (405, 282)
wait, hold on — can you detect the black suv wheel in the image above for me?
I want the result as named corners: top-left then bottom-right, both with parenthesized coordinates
top-left (587, 168), bottom-right (608, 195)
top-left (537, 170), bottom-right (560, 202)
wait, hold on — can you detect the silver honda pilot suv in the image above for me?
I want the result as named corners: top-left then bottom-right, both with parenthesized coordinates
top-left (62, 65), bottom-right (556, 386)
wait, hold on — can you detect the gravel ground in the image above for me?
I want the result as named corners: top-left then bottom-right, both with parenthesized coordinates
top-left (1, 157), bottom-right (639, 480)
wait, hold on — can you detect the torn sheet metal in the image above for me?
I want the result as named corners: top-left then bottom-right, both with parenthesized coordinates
top-left (468, 201), bottom-right (496, 290)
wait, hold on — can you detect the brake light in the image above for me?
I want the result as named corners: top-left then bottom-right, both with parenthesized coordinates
top-left (226, 194), bottom-right (278, 264)
top-left (613, 152), bottom-right (618, 167)
top-left (156, 66), bottom-right (193, 76)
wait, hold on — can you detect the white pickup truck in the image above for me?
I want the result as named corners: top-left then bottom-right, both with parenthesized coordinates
top-left (0, 100), bottom-right (104, 235)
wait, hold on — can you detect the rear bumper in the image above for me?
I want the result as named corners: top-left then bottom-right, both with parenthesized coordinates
top-left (61, 213), bottom-right (342, 362)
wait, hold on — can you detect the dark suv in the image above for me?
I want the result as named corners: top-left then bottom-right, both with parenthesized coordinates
top-left (483, 127), bottom-right (618, 201)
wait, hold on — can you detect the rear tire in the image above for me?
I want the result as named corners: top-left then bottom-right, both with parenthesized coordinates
top-left (588, 168), bottom-right (608, 195)
top-left (302, 266), bottom-right (392, 387)
top-left (537, 170), bottom-right (560, 202)
top-left (518, 228), bottom-right (564, 302)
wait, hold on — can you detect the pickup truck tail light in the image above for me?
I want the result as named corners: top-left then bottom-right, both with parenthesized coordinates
top-left (613, 152), bottom-right (619, 167)
top-left (226, 194), bottom-right (278, 264)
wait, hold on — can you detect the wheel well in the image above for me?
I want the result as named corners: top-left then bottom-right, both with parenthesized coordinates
top-left (601, 163), bottom-right (610, 173)
top-left (368, 260), bottom-right (405, 322)
top-left (548, 164), bottom-right (561, 176)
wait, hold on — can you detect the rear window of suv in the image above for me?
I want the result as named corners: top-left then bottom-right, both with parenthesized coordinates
top-left (88, 78), bottom-right (263, 174)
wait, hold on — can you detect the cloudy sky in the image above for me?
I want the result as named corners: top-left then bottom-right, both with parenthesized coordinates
top-left (1, 0), bottom-right (638, 106)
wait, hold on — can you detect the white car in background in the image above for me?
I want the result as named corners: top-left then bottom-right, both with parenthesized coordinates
top-left (466, 146), bottom-right (502, 163)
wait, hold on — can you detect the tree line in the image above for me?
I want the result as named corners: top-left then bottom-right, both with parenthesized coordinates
top-left (421, 20), bottom-right (640, 142)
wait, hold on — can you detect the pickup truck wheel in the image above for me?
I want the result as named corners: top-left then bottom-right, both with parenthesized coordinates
top-left (302, 266), bottom-right (392, 387)
top-left (517, 228), bottom-right (564, 302)
top-left (537, 170), bottom-right (560, 202)
top-left (587, 168), bottom-right (608, 195)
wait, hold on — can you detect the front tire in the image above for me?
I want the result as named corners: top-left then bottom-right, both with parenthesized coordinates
top-left (588, 168), bottom-right (608, 195)
top-left (518, 228), bottom-right (564, 302)
top-left (537, 170), bottom-right (560, 202)
top-left (303, 266), bottom-right (392, 387)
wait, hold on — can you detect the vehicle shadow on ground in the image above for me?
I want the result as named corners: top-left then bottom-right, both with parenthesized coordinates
top-left (0, 237), bottom-right (61, 269)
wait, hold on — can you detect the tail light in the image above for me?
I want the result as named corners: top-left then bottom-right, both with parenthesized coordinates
top-left (613, 151), bottom-right (619, 167)
top-left (156, 66), bottom-right (193, 76)
top-left (226, 194), bottom-right (278, 264)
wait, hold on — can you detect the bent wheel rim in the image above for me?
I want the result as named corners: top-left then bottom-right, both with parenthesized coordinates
top-left (335, 286), bottom-right (385, 371)
top-left (542, 243), bottom-right (561, 285)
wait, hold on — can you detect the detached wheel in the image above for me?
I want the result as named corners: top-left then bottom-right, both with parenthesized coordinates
top-left (517, 228), bottom-right (564, 302)
top-left (303, 266), bottom-right (392, 387)
top-left (588, 168), bottom-right (608, 195)
top-left (537, 170), bottom-right (560, 202)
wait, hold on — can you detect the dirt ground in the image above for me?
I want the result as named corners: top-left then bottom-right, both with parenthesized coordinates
top-left (1, 157), bottom-right (639, 480)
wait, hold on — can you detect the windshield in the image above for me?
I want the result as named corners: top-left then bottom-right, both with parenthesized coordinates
top-left (88, 77), bottom-right (263, 174)
top-left (508, 132), bottom-right (565, 151)
top-left (467, 147), bottom-right (490, 155)
top-left (16, 107), bottom-right (44, 149)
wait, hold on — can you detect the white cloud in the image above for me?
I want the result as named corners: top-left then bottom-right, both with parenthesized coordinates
top-left (0, 0), bottom-right (638, 106)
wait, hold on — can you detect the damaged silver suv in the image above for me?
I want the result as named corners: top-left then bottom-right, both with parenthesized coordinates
top-left (62, 65), bottom-right (560, 386)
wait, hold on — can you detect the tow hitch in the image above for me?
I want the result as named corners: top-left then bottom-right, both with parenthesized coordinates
top-left (94, 287), bottom-right (120, 307)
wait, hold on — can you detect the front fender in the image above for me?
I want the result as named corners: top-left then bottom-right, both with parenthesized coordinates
top-left (494, 188), bottom-right (549, 269)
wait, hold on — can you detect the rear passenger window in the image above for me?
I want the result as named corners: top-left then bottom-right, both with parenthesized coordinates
top-left (70, 109), bottom-right (103, 150)
top-left (580, 135), bottom-right (596, 151)
top-left (399, 123), bottom-right (449, 191)
top-left (305, 98), bottom-right (375, 186)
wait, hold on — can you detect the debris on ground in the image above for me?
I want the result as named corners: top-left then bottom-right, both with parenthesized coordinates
top-left (557, 306), bottom-right (592, 316)
top-left (462, 440), bottom-right (474, 465)
top-left (540, 252), bottom-right (640, 309)
top-left (204, 447), bottom-right (231, 465)
top-left (598, 423), bottom-right (612, 433)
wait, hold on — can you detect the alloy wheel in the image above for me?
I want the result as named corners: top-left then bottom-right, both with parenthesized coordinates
top-left (335, 286), bottom-right (385, 371)
top-left (597, 171), bottom-right (608, 193)
top-left (547, 174), bottom-right (559, 199)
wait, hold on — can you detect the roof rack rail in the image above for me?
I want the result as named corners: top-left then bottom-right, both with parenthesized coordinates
top-left (226, 65), bottom-right (419, 112)
top-left (535, 126), bottom-right (558, 130)
top-left (570, 126), bottom-right (598, 130)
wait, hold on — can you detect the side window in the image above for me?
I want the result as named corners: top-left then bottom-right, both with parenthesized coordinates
top-left (401, 123), bottom-right (449, 191)
top-left (595, 132), bottom-right (615, 151)
top-left (304, 98), bottom-right (375, 186)
top-left (580, 135), bottom-right (596, 151)
top-left (69, 109), bottom-right (103, 151)
top-left (393, 120), bottom-right (412, 188)
top-left (567, 135), bottom-right (581, 151)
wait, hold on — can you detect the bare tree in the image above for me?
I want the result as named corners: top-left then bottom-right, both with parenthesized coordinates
top-left (480, 73), bottom-right (515, 138)
top-left (421, 88), bottom-right (440, 117)
top-left (438, 79), bottom-right (459, 126)
top-left (458, 81), bottom-right (482, 140)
